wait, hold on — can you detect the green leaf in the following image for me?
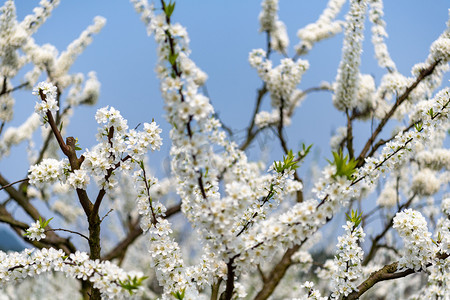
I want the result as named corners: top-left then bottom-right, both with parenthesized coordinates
top-left (59, 121), bottom-right (64, 132)
top-left (171, 288), bottom-right (186, 300)
top-left (327, 149), bottom-right (358, 180)
top-left (297, 143), bottom-right (313, 162)
top-left (274, 150), bottom-right (299, 173)
top-left (164, 1), bottom-right (176, 18)
top-left (414, 121), bottom-right (423, 132)
top-left (119, 275), bottom-right (148, 294)
top-left (345, 209), bottom-right (362, 227)
top-left (168, 52), bottom-right (179, 66)
top-left (74, 137), bottom-right (82, 151)
top-left (41, 217), bottom-right (54, 228)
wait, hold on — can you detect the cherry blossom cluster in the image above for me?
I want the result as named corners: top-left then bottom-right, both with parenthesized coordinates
top-left (373, 17), bottom-right (449, 121)
top-left (127, 122), bottom-right (163, 161)
top-left (408, 196), bottom-right (450, 299)
top-left (0, 0), bottom-right (58, 79)
top-left (332, 0), bottom-right (367, 111)
top-left (330, 220), bottom-right (365, 298)
top-left (368, 0), bottom-right (396, 71)
top-left (411, 168), bottom-right (442, 196)
top-left (296, 0), bottom-right (346, 55)
top-left (249, 49), bottom-right (309, 128)
top-left (376, 180), bottom-right (397, 208)
top-left (232, 162), bottom-right (360, 269)
top-left (132, 167), bottom-right (204, 299)
top-left (409, 198), bottom-right (450, 298)
top-left (0, 248), bottom-right (146, 299)
top-left (442, 196), bottom-right (450, 217)
top-left (32, 81), bottom-right (59, 120)
top-left (25, 219), bottom-right (46, 241)
top-left (235, 198), bottom-right (320, 268)
top-left (412, 257), bottom-right (450, 300)
top-left (53, 16), bottom-right (106, 81)
top-left (435, 197), bottom-right (450, 256)
top-left (27, 80), bottom-right (164, 195)
top-left (258, 0), bottom-right (289, 53)
top-left (23, 15), bottom-right (105, 90)
top-left (416, 149), bottom-right (450, 170)
top-left (21, 0), bottom-right (60, 36)
top-left (28, 158), bottom-right (68, 188)
top-left (393, 209), bottom-right (438, 271)
top-left (82, 105), bottom-right (162, 191)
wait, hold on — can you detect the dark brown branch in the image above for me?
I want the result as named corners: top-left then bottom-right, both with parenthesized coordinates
top-left (0, 206), bottom-right (29, 230)
top-left (34, 105), bottom-right (72, 166)
top-left (92, 127), bottom-right (115, 219)
top-left (0, 81), bottom-right (29, 97)
top-left (345, 252), bottom-right (449, 300)
top-left (345, 261), bottom-right (412, 300)
top-left (0, 201), bottom-right (76, 254)
top-left (253, 244), bottom-right (301, 300)
top-left (346, 109), bottom-right (354, 159)
top-left (220, 258), bottom-right (236, 300)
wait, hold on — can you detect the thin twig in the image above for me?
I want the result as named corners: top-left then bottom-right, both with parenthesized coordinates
top-left (0, 81), bottom-right (29, 97)
top-left (101, 209), bottom-right (114, 223)
top-left (0, 178), bottom-right (29, 191)
top-left (46, 228), bottom-right (90, 242)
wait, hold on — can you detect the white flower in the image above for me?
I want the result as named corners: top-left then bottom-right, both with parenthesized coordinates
top-left (32, 81), bottom-right (57, 100)
top-left (33, 82), bottom-right (59, 119)
top-left (28, 158), bottom-right (66, 188)
top-left (67, 169), bottom-right (90, 190)
top-left (393, 209), bottom-right (438, 271)
top-left (26, 220), bottom-right (46, 241)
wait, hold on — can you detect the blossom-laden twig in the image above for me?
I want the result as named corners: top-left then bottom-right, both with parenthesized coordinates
top-left (0, 248), bottom-right (147, 299)
top-left (330, 210), bottom-right (365, 298)
top-left (344, 208), bottom-right (450, 300)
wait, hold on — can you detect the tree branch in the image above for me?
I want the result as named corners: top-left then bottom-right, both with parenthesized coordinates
top-left (356, 59), bottom-right (441, 167)
top-left (345, 252), bottom-right (449, 300)
top-left (0, 178), bottom-right (29, 191)
top-left (220, 258), bottom-right (236, 300)
top-left (253, 244), bottom-right (301, 300)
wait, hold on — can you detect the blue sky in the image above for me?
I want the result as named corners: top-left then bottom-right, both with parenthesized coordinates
top-left (2, 1), bottom-right (449, 225)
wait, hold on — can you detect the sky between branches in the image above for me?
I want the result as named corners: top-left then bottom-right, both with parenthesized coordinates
top-left (4, 0), bottom-right (450, 196)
